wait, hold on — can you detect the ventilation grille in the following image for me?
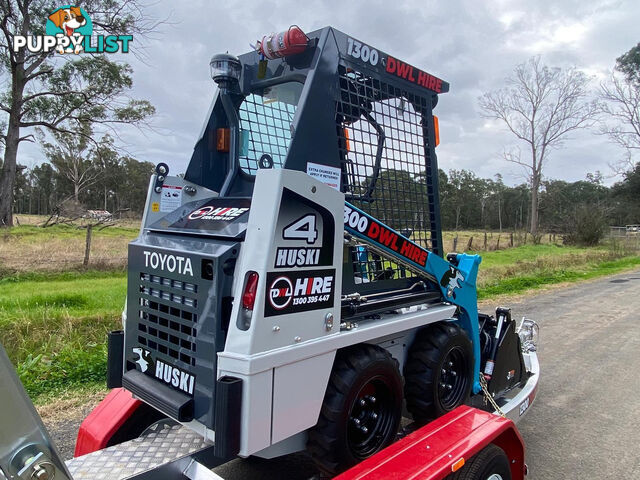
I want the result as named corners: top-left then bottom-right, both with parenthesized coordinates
top-left (137, 273), bottom-right (199, 368)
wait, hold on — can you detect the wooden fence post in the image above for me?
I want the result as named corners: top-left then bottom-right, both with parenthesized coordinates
top-left (83, 225), bottom-right (93, 267)
top-left (484, 232), bottom-right (488, 250)
top-left (467, 236), bottom-right (473, 251)
top-left (453, 236), bottom-right (458, 251)
top-left (496, 235), bottom-right (500, 250)
top-left (510, 232), bottom-right (514, 247)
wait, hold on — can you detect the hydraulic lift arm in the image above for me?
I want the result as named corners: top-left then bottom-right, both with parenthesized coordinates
top-left (343, 201), bottom-right (483, 393)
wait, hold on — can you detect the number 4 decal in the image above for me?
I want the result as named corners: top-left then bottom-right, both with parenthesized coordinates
top-left (283, 214), bottom-right (318, 245)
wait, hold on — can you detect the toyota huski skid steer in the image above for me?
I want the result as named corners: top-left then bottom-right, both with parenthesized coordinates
top-left (92, 26), bottom-right (539, 476)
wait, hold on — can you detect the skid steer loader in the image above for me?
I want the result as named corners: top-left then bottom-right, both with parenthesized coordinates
top-left (83, 26), bottom-right (539, 477)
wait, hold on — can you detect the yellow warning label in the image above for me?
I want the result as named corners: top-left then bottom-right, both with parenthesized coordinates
top-left (151, 202), bottom-right (160, 212)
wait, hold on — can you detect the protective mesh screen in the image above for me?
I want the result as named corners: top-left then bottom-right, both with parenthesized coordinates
top-left (336, 65), bottom-right (438, 283)
top-left (238, 82), bottom-right (301, 175)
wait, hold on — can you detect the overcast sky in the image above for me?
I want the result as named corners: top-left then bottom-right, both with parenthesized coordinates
top-left (18, 0), bottom-right (640, 185)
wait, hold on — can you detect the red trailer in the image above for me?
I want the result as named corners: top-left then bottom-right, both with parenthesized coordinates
top-left (69, 385), bottom-right (533, 479)
top-left (338, 406), bottom-right (527, 480)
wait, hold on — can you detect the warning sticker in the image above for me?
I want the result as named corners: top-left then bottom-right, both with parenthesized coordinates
top-left (160, 185), bottom-right (183, 212)
top-left (306, 162), bottom-right (341, 191)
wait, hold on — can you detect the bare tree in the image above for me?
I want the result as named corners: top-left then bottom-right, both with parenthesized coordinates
top-left (41, 124), bottom-right (100, 201)
top-left (479, 56), bottom-right (597, 236)
top-left (599, 73), bottom-right (640, 173)
top-left (0, 0), bottom-right (160, 227)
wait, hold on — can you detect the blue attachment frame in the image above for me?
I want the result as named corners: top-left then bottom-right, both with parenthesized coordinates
top-left (344, 202), bottom-right (482, 394)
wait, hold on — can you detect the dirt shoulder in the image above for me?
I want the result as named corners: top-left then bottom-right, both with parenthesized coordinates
top-left (36, 389), bottom-right (109, 460)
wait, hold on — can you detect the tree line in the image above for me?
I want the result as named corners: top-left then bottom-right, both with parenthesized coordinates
top-left (12, 133), bottom-right (154, 217)
top-left (439, 167), bottom-right (639, 233)
top-left (364, 165), bottom-right (639, 238)
top-left (10, 159), bottom-right (640, 232)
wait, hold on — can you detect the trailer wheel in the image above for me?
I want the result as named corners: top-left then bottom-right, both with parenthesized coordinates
top-left (447, 444), bottom-right (512, 480)
top-left (404, 322), bottom-right (473, 424)
top-left (307, 344), bottom-right (403, 476)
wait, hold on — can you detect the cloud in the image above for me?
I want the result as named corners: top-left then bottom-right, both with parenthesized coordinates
top-left (13, 0), bottom-right (639, 187)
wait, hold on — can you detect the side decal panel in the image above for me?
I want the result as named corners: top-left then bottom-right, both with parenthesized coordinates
top-left (264, 269), bottom-right (336, 317)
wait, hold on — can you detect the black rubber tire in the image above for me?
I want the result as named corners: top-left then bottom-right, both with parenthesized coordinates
top-left (447, 444), bottom-right (512, 480)
top-left (307, 344), bottom-right (403, 476)
top-left (404, 322), bottom-right (473, 424)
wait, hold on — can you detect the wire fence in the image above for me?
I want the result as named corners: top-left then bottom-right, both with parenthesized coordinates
top-left (610, 226), bottom-right (640, 237)
top-left (609, 226), bottom-right (640, 252)
top-left (443, 231), bottom-right (563, 252)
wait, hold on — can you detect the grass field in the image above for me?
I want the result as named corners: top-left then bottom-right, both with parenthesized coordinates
top-left (1, 220), bottom-right (639, 402)
top-left (0, 221), bottom-right (138, 274)
top-left (475, 243), bottom-right (640, 298)
top-left (1, 215), bottom-right (562, 275)
top-left (0, 271), bottom-right (125, 398)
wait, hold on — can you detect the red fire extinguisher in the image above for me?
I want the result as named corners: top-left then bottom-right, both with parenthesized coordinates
top-left (257, 25), bottom-right (309, 59)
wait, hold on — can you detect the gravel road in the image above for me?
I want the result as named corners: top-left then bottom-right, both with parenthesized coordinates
top-left (513, 269), bottom-right (640, 479)
top-left (47, 269), bottom-right (640, 479)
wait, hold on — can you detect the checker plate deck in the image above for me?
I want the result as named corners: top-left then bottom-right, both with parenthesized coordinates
top-left (66, 422), bottom-right (209, 480)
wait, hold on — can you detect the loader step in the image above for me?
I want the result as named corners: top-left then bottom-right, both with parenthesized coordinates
top-left (67, 422), bottom-right (209, 480)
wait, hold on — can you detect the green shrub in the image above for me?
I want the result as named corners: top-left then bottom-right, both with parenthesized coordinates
top-left (563, 205), bottom-right (609, 246)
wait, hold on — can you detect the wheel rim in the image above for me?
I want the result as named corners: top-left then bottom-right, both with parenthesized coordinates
top-left (437, 346), bottom-right (467, 410)
top-left (487, 475), bottom-right (503, 480)
top-left (347, 376), bottom-right (395, 459)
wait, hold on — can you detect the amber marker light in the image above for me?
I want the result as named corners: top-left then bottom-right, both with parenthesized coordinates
top-left (451, 457), bottom-right (465, 472)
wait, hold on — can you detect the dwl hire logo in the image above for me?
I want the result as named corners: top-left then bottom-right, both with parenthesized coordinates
top-left (13, 5), bottom-right (132, 55)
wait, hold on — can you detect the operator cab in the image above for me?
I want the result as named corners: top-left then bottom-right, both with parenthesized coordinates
top-left (182, 26), bottom-right (449, 300)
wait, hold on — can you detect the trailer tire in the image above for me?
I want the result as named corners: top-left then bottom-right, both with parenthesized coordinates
top-left (404, 322), bottom-right (473, 424)
top-left (447, 443), bottom-right (512, 480)
top-left (307, 344), bottom-right (403, 476)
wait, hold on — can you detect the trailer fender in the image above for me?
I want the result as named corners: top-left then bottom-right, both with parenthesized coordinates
top-left (74, 388), bottom-right (143, 457)
top-left (336, 405), bottom-right (526, 480)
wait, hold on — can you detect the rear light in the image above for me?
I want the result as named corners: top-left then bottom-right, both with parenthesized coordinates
top-left (433, 115), bottom-right (440, 147)
top-left (242, 272), bottom-right (259, 310)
